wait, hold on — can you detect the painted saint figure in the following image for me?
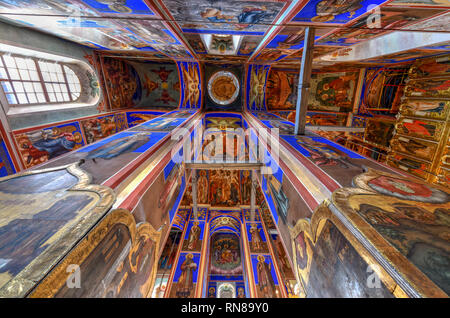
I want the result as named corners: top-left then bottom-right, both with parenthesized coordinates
top-left (186, 221), bottom-right (201, 251)
top-left (176, 253), bottom-right (197, 298)
top-left (241, 170), bottom-right (252, 205)
top-left (197, 170), bottom-right (208, 204)
top-left (256, 255), bottom-right (277, 298)
top-left (250, 224), bottom-right (263, 252)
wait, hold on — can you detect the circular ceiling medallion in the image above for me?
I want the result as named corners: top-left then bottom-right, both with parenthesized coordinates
top-left (207, 71), bottom-right (240, 105)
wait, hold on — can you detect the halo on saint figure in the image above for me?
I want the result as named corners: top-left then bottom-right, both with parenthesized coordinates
top-left (207, 71), bottom-right (240, 106)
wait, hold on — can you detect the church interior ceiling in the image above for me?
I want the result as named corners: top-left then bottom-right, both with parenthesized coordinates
top-left (0, 0), bottom-right (450, 300)
top-left (0, 0), bottom-right (447, 68)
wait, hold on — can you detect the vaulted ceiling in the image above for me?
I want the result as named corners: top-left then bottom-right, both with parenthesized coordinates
top-left (0, 0), bottom-right (449, 67)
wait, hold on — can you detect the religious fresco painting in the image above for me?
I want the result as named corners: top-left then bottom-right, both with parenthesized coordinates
top-left (405, 78), bottom-right (450, 99)
top-left (126, 111), bottom-right (165, 128)
top-left (247, 64), bottom-right (270, 111)
top-left (129, 117), bottom-right (187, 132)
top-left (317, 6), bottom-right (444, 47)
top-left (292, 0), bottom-right (390, 24)
top-left (400, 100), bottom-right (449, 120)
top-left (1, 0), bottom-right (450, 301)
top-left (364, 118), bottom-right (396, 148)
top-left (81, 114), bottom-right (120, 144)
top-left (101, 57), bottom-right (140, 109)
top-left (251, 254), bottom-right (281, 298)
top-left (291, 218), bottom-right (394, 298)
top-left (205, 64), bottom-right (242, 111)
top-left (280, 134), bottom-right (375, 186)
top-left (266, 69), bottom-right (298, 110)
top-left (395, 117), bottom-right (444, 141)
top-left (210, 233), bottom-right (243, 276)
top-left (247, 222), bottom-right (269, 254)
top-left (182, 220), bottom-right (204, 253)
top-left (391, 135), bottom-right (438, 162)
top-left (13, 122), bottom-right (84, 169)
top-left (209, 170), bottom-right (241, 207)
top-left (332, 170), bottom-right (450, 296)
top-left (36, 211), bottom-right (160, 298)
top-left (197, 170), bottom-right (209, 205)
top-left (308, 71), bottom-right (358, 112)
top-left (387, 153), bottom-right (431, 180)
top-left (161, 0), bottom-right (287, 34)
top-left (169, 252), bottom-right (200, 298)
top-left (178, 61), bottom-right (201, 109)
top-left (41, 131), bottom-right (168, 184)
top-left (130, 62), bottom-right (180, 108)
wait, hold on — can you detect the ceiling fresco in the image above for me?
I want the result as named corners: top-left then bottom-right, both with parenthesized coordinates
top-left (0, 0), bottom-right (448, 66)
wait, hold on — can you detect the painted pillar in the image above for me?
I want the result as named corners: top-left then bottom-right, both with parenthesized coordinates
top-left (295, 27), bottom-right (315, 135)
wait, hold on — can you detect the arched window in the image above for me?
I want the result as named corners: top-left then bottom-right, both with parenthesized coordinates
top-left (0, 54), bottom-right (82, 105)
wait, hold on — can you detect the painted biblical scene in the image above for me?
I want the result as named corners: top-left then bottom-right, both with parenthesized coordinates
top-left (284, 134), bottom-right (399, 186)
top-left (81, 114), bottom-right (121, 144)
top-left (80, 0), bottom-right (155, 16)
top-left (247, 222), bottom-right (269, 254)
top-left (182, 221), bottom-right (204, 253)
top-left (158, 230), bottom-right (183, 271)
top-left (126, 111), bottom-right (165, 128)
top-left (317, 6), bottom-right (444, 47)
top-left (101, 57), bottom-right (140, 109)
top-left (41, 131), bottom-right (168, 184)
top-left (102, 58), bottom-right (180, 109)
top-left (170, 252), bottom-right (200, 298)
top-left (129, 117), bottom-right (187, 132)
top-left (293, 219), bottom-right (394, 298)
top-left (405, 78), bottom-right (450, 99)
top-left (161, 0), bottom-right (287, 34)
top-left (51, 219), bottom-right (158, 298)
top-left (389, 0), bottom-right (450, 7)
top-left (289, 111), bottom-right (348, 127)
top-left (409, 54), bottom-right (450, 78)
top-left (251, 255), bottom-right (281, 298)
top-left (400, 100), bottom-right (450, 120)
top-left (308, 71), bottom-right (358, 112)
top-left (184, 34), bottom-right (207, 54)
top-left (387, 153), bottom-right (431, 180)
top-left (391, 136), bottom-right (438, 162)
top-left (14, 122), bottom-right (84, 169)
top-left (209, 170), bottom-right (241, 207)
top-left (266, 69), bottom-right (298, 110)
top-left (292, 0), bottom-right (388, 24)
top-left (395, 117), bottom-right (444, 141)
top-left (0, 165), bottom-right (113, 294)
top-left (333, 170), bottom-right (450, 295)
top-left (238, 36), bottom-right (262, 56)
top-left (364, 118), bottom-right (396, 148)
top-left (196, 170), bottom-right (209, 205)
top-left (241, 170), bottom-right (253, 205)
top-left (210, 233), bottom-right (243, 276)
